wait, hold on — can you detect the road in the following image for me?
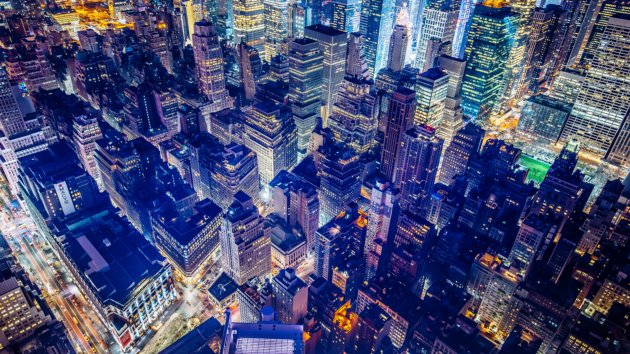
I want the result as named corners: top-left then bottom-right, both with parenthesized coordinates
top-left (1, 209), bottom-right (118, 354)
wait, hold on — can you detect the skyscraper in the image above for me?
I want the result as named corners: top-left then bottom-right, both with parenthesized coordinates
top-left (396, 125), bottom-right (443, 212)
top-left (329, 33), bottom-right (379, 154)
top-left (560, 15), bottom-right (630, 162)
top-left (388, 17), bottom-right (410, 72)
top-left (220, 192), bottom-right (271, 285)
top-left (360, 0), bottom-right (395, 78)
top-left (0, 68), bottom-right (25, 137)
top-left (263, 0), bottom-right (288, 61)
top-left (272, 268), bottom-right (308, 324)
top-left (72, 115), bottom-right (103, 186)
top-left (318, 145), bottom-right (362, 226)
top-left (435, 55), bottom-right (466, 147)
top-left (437, 123), bottom-right (485, 186)
top-left (331, 0), bottom-right (361, 33)
top-left (233, 0), bottom-right (266, 57)
top-left (414, 0), bottom-right (459, 71)
top-left (192, 20), bottom-right (233, 113)
top-left (244, 101), bottom-right (298, 186)
top-left (305, 25), bottom-right (348, 125)
top-left (453, 0), bottom-right (478, 58)
top-left (380, 87), bottom-right (416, 182)
top-left (288, 38), bottom-right (323, 157)
top-left (460, 3), bottom-right (518, 120)
top-left (364, 179), bottom-right (400, 281)
top-left (414, 68), bottom-right (449, 128)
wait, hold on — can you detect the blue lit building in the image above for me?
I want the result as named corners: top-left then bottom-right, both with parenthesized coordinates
top-left (359, 0), bottom-right (395, 78)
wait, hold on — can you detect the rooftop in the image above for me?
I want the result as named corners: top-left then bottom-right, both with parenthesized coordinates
top-left (208, 272), bottom-right (239, 303)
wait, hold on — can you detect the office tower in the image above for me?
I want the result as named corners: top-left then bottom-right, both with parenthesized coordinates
top-left (461, 3), bottom-right (518, 120)
top-left (360, 0), bottom-right (395, 78)
top-left (288, 38), bottom-right (323, 157)
top-left (72, 115), bottom-right (103, 185)
top-left (352, 305), bottom-right (392, 353)
top-left (435, 55), bottom-right (466, 147)
top-left (0, 68), bottom-right (26, 137)
top-left (269, 54), bottom-right (290, 82)
top-left (263, 0), bottom-right (288, 61)
top-left (475, 265), bottom-right (521, 341)
top-left (388, 15), bottom-right (410, 72)
top-left (315, 204), bottom-right (367, 280)
top-left (530, 141), bottom-right (593, 230)
top-left (221, 309), bottom-right (304, 354)
top-left (550, 68), bottom-right (586, 105)
top-left (123, 84), bottom-right (167, 138)
top-left (288, 0), bottom-right (307, 40)
top-left (272, 268), bottom-right (308, 324)
top-left (519, 5), bottom-right (570, 95)
top-left (238, 42), bottom-right (258, 100)
top-left (381, 87), bottom-right (416, 182)
top-left (564, 0), bottom-right (602, 67)
top-left (414, 0), bottom-right (459, 71)
top-left (508, 215), bottom-right (555, 276)
top-left (331, 0), bottom-right (361, 33)
top-left (318, 145), bottom-right (362, 226)
top-left (329, 33), bottom-right (379, 154)
top-left (305, 25), bottom-right (348, 125)
top-left (77, 29), bottom-right (100, 52)
top-left (502, 0), bottom-right (536, 106)
top-left (580, 0), bottom-right (630, 66)
top-left (466, 253), bottom-right (501, 307)
top-left (393, 209), bottom-right (435, 249)
top-left (517, 95), bottom-right (572, 142)
top-left (4, 45), bottom-right (57, 93)
top-left (244, 101), bottom-right (298, 186)
top-left (152, 199), bottom-right (223, 284)
top-left (364, 179), bottom-right (400, 281)
top-left (269, 170), bottom-right (319, 251)
top-left (220, 192), bottom-right (271, 285)
top-left (209, 143), bottom-right (261, 210)
top-left (414, 68), bottom-right (449, 128)
top-left (233, 0), bottom-right (266, 57)
top-left (453, 0), bottom-right (477, 58)
top-left (560, 15), bottom-right (630, 162)
top-left (438, 123), bottom-right (485, 185)
top-left (237, 278), bottom-right (273, 323)
top-left (396, 125), bottom-right (443, 212)
top-left (192, 21), bottom-right (232, 113)
top-left (267, 214), bottom-right (308, 271)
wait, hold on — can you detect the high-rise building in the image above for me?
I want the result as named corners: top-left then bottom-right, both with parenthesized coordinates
top-left (414, 0), bottom-right (459, 71)
top-left (329, 33), bottom-right (379, 154)
top-left (414, 68), bottom-right (449, 128)
top-left (318, 145), bottom-right (362, 226)
top-left (331, 0), bottom-right (361, 33)
top-left (550, 68), bottom-right (586, 105)
top-left (220, 192), bottom-right (271, 285)
top-left (437, 123), bottom-right (485, 185)
top-left (364, 179), bottom-right (400, 281)
top-left (508, 214), bottom-right (555, 276)
top-left (519, 5), bottom-right (570, 95)
top-left (72, 115), bottom-right (103, 186)
top-left (560, 15), bottom-right (630, 162)
top-left (263, 0), bottom-right (288, 61)
top-left (580, 0), bottom-right (630, 67)
top-left (435, 55), bottom-right (466, 147)
top-left (475, 265), bottom-right (521, 341)
top-left (453, 0), bottom-right (478, 58)
top-left (244, 101), bottom-right (298, 186)
top-left (360, 0), bottom-right (395, 78)
top-left (388, 17), bottom-right (410, 72)
top-left (272, 268), bottom-right (308, 324)
top-left (461, 3), bottom-right (518, 120)
top-left (305, 25), bottom-right (348, 125)
top-left (192, 21), bottom-right (233, 112)
top-left (152, 199), bottom-right (223, 284)
top-left (288, 38), bottom-right (323, 157)
top-left (269, 170), bottom-right (319, 251)
top-left (0, 68), bottom-right (26, 137)
top-left (380, 87), bottom-right (416, 182)
top-left (396, 125), bottom-right (443, 212)
top-left (517, 95), bottom-right (572, 142)
top-left (352, 305), bottom-right (392, 353)
top-left (233, 0), bottom-right (266, 57)
top-left (209, 142), bottom-right (261, 210)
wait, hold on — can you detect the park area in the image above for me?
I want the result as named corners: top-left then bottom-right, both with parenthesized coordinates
top-left (519, 155), bottom-right (551, 184)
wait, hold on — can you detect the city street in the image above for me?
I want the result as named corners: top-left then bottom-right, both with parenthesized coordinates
top-left (0, 208), bottom-right (118, 354)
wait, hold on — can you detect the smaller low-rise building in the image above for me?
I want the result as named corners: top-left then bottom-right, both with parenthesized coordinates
top-left (267, 214), bottom-right (307, 271)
